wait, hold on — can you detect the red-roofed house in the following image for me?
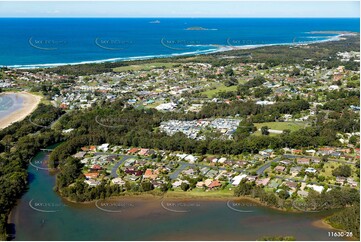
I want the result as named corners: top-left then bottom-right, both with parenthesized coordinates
top-left (84, 172), bottom-right (99, 179)
top-left (128, 148), bottom-right (140, 154)
top-left (143, 169), bottom-right (159, 180)
top-left (208, 180), bottom-right (222, 189)
top-left (291, 149), bottom-right (302, 155)
top-left (91, 164), bottom-right (102, 170)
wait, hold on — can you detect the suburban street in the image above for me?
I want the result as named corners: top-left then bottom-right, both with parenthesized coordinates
top-left (256, 157), bottom-right (281, 175)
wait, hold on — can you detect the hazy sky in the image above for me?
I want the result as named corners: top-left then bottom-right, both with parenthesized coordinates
top-left (0, 1), bottom-right (359, 18)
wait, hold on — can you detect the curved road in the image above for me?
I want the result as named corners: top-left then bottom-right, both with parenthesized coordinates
top-left (110, 155), bottom-right (135, 178)
top-left (256, 157), bottom-right (280, 175)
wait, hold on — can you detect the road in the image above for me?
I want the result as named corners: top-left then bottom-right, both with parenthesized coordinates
top-left (169, 161), bottom-right (246, 180)
top-left (254, 155), bottom-right (344, 188)
top-left (110, 155), bottom-right (136, 178)
top-left (169, 163), bottom-right (189, 180)
top-left (283, 154), bottom-right (356, 165)
top-left (256, 157), bottom-right (281, 175)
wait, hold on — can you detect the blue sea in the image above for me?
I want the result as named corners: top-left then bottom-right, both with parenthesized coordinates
top-left (0, 18), bottom-right (359, 68)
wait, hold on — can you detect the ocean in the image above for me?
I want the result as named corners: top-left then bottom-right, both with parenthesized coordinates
top-left (0, 18), bottom-right (359, 68)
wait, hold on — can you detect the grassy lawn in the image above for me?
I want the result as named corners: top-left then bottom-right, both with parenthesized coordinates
top-left (253, 131), bottom-right (279, 136)
top-left (321, 161), bottom-right (359, 181)
top-left (201, 84), bottom-right (238, 98)
top-left (113, 62), bottom-right (179, 72)
top-left (166, 187), bottom-right (234, 198)
top-left (28, 91), bottom-right (52, 105)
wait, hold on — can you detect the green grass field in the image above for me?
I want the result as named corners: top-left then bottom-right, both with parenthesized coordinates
top-left (201, 84), bottom-right (239, 98)
top-left (113, 62), bottom-right (179, 72)
top-left (320, 161), bottom-right (359, 181)
top-left (253, 121), bottom-right (307, 135)
top-left (166, 187), bottom-right (234, 198)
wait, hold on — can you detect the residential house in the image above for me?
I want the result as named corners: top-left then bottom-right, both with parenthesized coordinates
top-left (84, 179), bottom-right (100, 187)
top-left (128, 148), bottom-right (140, 155)
top-left (204, 179), bottom-right (213, 187)
top-left (291, 149), bottom-right (302, 155)
top-left (98, 143), bottom-right (109, 152)
top-left (196, 181), bottom-right (205, 188)
top-left (347, 177), bottom-right (358, 187)
top-left (91, 164), bottom-right (102, 171)
top-left (336, 176), bottom-right (346, 185)
top-left (138, 148), bottom-right (150, 156)
top-left (311, 158), bottom-right (321, 164)
top-left (280, 160), bottom-right (292, 166)
top-left (274, 165), bottom-right (286, 172)
top-left (268, 179), bottom-right (281, 189)
top-left (112, 178), bottom-right (125, 185)
top-left (296, 158), bottom-right (310, 165)
top-left (73, 151), bottom-right (86, 159)
top-left (307, 184), bottom-right (324, 193)
top-left (124, 159), bottom-right (136, 167)
top-left (305, 167), bottom-right (317, 174)
top-left (231, 174), bottom-right (247, 186)
top-left (259, 149), bottom-right (273, 157)
top-left (247, 175), bottom-right (257, 182)
top-left (256, 177), bottom-right (270, 186)
top-left (208, 180), bottom-right (222, 189)
top-left (143, 169), bottom-right (159, 180)
top-left (290, 166), bottom-right (302, 177)
top-left (285, 181), bottom-right (298, 189)
top-left (84, 172), bottom-right (99, 179)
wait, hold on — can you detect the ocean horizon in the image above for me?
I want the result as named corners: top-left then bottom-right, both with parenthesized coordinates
top-left (0, 17), bottom-right (359, 68)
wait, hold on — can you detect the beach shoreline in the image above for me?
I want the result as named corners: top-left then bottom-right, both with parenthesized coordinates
top-left (5, 31), bottom-right (357, 70)
top-left (0, 92), bottom-right (42, 130)
top-left (60, 190), bottom-right (299, 213)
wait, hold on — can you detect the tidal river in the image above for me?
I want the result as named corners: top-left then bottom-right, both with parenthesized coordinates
top-left (9, 149), bottom-right (346, 241)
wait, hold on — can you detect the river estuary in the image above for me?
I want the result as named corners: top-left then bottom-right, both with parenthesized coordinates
top-left (9, 149), bottom-right (346, 241)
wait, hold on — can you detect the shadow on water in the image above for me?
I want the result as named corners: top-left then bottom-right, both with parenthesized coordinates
top-left (27, 172), bottom-right (36, 184)
top-left (6, 223), bottom-right (16, 241)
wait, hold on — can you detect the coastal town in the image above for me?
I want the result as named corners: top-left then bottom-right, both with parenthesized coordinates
top-left (0, 1), bottom-right (360, 241)
top-left (0, 11), bottom-right (360, 242)
top-left (70, 142), bottom-right (359, 199)
top-left (2, 39), bottom-right (358, 204)
top-left (1, 49), bottom-right (360, 114)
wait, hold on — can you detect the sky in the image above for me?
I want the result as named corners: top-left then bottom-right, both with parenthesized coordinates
top-left (0, 1), bottom-right (359, 18)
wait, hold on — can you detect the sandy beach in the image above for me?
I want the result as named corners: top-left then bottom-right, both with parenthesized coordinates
top-left (0, 92), bottom-right (42, 130)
